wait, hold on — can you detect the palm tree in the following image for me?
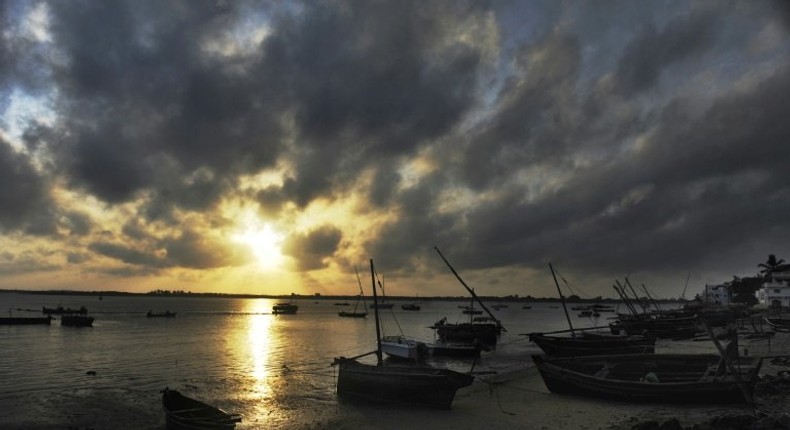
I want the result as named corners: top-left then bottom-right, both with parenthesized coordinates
top-left (759, 254), bottom-right (786, 280)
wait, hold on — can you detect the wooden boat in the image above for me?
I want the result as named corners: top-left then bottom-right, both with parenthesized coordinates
top-left (147, 310), bottom-right (177, 318)
top-left (272, 302), bottom-right (298, 315)
top-left (432, 247), bottom-right (505, 348)
top-left (532, 353), bottom-right (762, 403)
top-left (765, 317), bottom-right (790, 332)
top-left (401, 302), bottom-right (421, 311)
top-left (334, 357), bottom-right (474, 409)
top-left (338, 310), bottom-right (367, 318)
top-left (334, 302), bottom-right (350, 306)
top-left (42, 306), bottom-right (87, 315)
top-left (162, 388), bottom-right (241, 430)
top-left (380, 335), bottom-right (428, 361)
top-left (430, 317), bottom-right (502, 346)
top-left (0, 316), bottom-right (52, 325)
top-left (609, 314), bottom-right (699, 339)
top-left (61, 314), bottom-right (94, 327)
top-left (369, 302), bottom-right (394, 309)
top-left (428, 341), bottom-right (484, 358)
top-left (333, 259), bottom-right (474, 409)
top-left (528, 332), bottom-right (656, 356)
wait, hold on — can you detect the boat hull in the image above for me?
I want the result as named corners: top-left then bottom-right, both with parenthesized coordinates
top-left (335, 359), bottom-right (473, 409)
top-left (162, 388), bottom-right (241, 430)
top-left (381, 336), bottom-right (428, 360)
top-left (0, 317), bottom-right (52, 325)
top-left (532, 354), bottom-right (761, 404)
top-left (529, 333), bottom-right (656, 356)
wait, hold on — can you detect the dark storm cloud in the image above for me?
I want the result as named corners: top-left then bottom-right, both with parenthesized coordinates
top-left (461, 29), bottom-right (581, 190)
top-left (283, 225), bottom-right (343, 271)
top-left (615, 10), bottom-right (716, 95)
top-left (0, 139), bottom-right (55, 233)
top-left (89, 241), bottom-right (164, 267)
top-left (261, 0), bottom-right (488, 206)
top-left (363, 5), bottom-right (790, 284)
top-left (44, 0), bottom-right (283, 215)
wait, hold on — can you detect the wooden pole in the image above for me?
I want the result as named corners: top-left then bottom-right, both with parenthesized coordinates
top-left (434, 246), bottom-right (504, 331)
top-left (549, 263), bottom-right (575, 336)
top-left (370, 259), bottom-right (383, 366)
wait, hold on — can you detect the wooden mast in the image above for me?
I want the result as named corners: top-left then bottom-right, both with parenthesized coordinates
top-left (434, 246), bottom-right (504, 330)
top-left (370, 259), bottom-right (383, 366)
top-left (549, 263), bottom-right (575, 337)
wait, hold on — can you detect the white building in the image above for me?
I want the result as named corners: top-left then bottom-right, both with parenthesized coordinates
top-left (756, 270), bottom-right (790, 308)
top-left (702, 283), bottom-right (730, 305)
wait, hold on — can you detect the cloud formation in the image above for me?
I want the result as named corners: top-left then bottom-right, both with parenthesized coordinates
top-left (0, 0), bottom-right (788, 296)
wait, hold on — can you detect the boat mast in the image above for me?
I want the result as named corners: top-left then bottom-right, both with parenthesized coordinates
top-left (549, 263), bottom-right (575, 337)
top-left (354, 266), bottom-right (367, 310)
top-left (434, 246), bottom-right (503, 330)
top-left (370, 259), bottom-right (383, 366)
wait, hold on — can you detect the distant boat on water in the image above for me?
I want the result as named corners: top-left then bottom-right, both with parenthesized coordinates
top-left (147, 310), bottom-right (177, 318)
top-left (401, 302), bottom-right (421, 311)
top-left (272, 302), bottom-right (298, 315)
top-left (0, 316), bottom-right (52, 325)
top-left (61, 314), bottom-right (94, 327)
top-left (43, 306), bottom-right (87, 315)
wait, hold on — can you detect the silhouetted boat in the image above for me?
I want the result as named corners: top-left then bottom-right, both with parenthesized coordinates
top-left (532, 353), bottom-right (761, 403)
top-left (333, 259), bottom-right (474, 409)
top-left (0, 316), bottom-right (52, 325)
top-left (61, 314), bottom-right (94, 327)
top-left (42, 306), bottom-right (87, 315)
top-left (162, 387), bottom-right (241, 430)
top-left (428, 341), bottom-right (484, 358)
top-left (147, 310), bottom-right (177, 318)
top-left (272, 302), bottom-right (298, 315)
top-left (401, 302), bottom-right (421, 311)
top-left (527, 332), bottom-right (656, 356)
top-left (765, 317), bottom-right (790, 332)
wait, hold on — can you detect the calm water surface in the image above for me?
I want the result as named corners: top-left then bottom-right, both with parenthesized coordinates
top-left (0, 293), bottom-right (617, 429)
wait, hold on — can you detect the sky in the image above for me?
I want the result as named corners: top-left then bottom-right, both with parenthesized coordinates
top-left (0, 0), bottom-right (789, 299)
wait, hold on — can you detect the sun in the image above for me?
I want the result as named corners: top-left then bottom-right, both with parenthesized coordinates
top-left (233, 223), bottom-right (285, 270)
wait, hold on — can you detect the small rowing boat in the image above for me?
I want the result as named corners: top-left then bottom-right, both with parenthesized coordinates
top-left (162, 388), bottom-right (241, 430)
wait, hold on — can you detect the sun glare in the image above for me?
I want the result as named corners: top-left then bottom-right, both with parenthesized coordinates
top-left (233, 222), bottom-right (285, 270)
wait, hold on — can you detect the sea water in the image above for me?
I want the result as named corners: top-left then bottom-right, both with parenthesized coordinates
top-left (0, 293), bottom-right (612, 429)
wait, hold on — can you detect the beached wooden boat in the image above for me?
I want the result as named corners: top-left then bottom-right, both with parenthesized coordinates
top-left (162, 388), bottom-right (241, 430)
top-left (609, 314), bottom-right (699, 339)
top-left (532, 353), bottom-right (762, 403)
top-left (147, 310), bottom-right (177, 318)
top-left (334, 357), bottom-right (473, 409)
top-left (528, 332), bottom-right (656, 356)
top-left (765, 317), bottom-right (790, 332)
top-left (333, 259), bottom-right (474, 409)
top-left (272, 302), bottom-right (298, 315)
top-left (0, 316), bottom-right (52, 325)
top-left (61, 314), bottom-right (94, 327)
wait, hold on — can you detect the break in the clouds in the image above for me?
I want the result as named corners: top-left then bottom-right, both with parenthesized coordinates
top-left (0, 0), bottom-right (788, 297)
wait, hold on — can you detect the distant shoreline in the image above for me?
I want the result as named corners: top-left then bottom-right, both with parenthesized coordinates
top-left (0, 288), bottom-right (685, 303)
